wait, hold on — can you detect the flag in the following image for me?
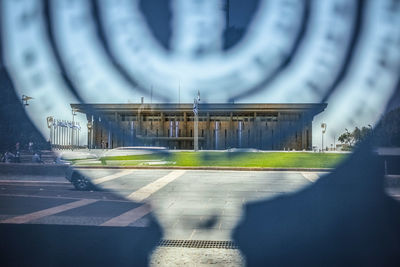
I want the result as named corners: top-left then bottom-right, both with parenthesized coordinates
top-left (193, 90), bottom-right (200, 115)
top-left (193, 101), bottom-right (198, 115)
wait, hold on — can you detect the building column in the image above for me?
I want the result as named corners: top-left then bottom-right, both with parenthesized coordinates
top-left (277, 112), bottom-right (281, 150)
top-left (301, 112), bottom-right (306, 150)
top-left (229, 112), bottom-right (233, 148)
top-left (112, 112), bottom-right (119, 148)
top-left (93, 116), bottom-right (98, 149)
top-left (183, 112), bottom-right (187, 149)
top-left (159, 112), bottom-right (164, 147)
top-left (206, 112), bottom-right (211, 149)
top-left (253, 112), bottom-right (257, 148)
top-left (160, 112), bottom-right (164, 136)
top-left (138, 110), bottom-right (142, 136)
top-left (308, 121), bottom-right (312, 150)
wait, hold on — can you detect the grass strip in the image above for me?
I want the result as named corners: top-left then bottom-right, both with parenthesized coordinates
top-left (97, 152), bottom-right (347, 168)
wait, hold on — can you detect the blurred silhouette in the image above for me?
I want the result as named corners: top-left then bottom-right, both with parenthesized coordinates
top-left (233, 139), bottom-right (400, 266)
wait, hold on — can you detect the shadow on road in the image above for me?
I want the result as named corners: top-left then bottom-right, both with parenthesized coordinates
top-left (233, 141), bottom-right (400, 266)
top-left (0, 221), bottom-right (162, 267)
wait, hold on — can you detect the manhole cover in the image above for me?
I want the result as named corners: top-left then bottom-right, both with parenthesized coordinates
top-left (158, 239), bottom-right (238, 249)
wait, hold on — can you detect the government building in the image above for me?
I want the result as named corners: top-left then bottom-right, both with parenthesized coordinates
top-left (71, 103), bottom-right (327, 150)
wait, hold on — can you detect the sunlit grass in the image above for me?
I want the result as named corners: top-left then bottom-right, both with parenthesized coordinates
top-left (95, 152), bottom-right (348, 168)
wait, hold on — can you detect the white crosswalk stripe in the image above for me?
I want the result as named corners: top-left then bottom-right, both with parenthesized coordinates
top-left (301, 172), bottom-right (320, 182)
top-left (92, 170), bottom-right (135, 185)
top-left (99, 170), bottom-right (186, 226)
top-left (0, 170), bottom-right (186, 227)
top-left (101, 204), bottom-right (152, 227)
top-left (0, 199), bottom-right (98, 224)
top-left (127, 170), bottom-right (186, 202)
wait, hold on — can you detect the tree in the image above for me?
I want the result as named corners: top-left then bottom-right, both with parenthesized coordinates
top-left (352, 127), bottom-right (362, 143)
top-left (338, 126), bottom-right (373, 150)
top-left (338, 131), bottom-right (354, 149)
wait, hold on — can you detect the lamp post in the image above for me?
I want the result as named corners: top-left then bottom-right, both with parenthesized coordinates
top-left (21, 95), bottom-right (33, 107)
top-left (368, 124), bottom-right (373, 140)
top-left (46, 116), bottom-right (54, 148)
top-left (193, 91), bottom-right (200, 151)
top-left (87, 121), bottom-right (93, 150)
top-left (321, 123), bottom-right (327, 152)
top-left (72, 108), bottom-right (77, 150)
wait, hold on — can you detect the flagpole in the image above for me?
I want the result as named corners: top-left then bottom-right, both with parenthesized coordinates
top-left (193, 91), bottom-right (200, 151)
top-left (194, 113), bottom-right (199, 151)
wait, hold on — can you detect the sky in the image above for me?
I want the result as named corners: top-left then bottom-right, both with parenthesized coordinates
top-left (2, 0), bottom-right (399, 148)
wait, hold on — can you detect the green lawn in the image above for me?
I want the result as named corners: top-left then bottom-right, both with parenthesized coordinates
top-left (94, 152), bottom-right (348, 168)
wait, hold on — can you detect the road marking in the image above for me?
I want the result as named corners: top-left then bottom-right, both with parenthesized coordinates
top-left (0, 180), bottom-right (69, 184)
top-left (101, 204), bottom-right (152, 227)
top-left (0, 193), bottom-right (132, 203)
top-left (301, 172), bottom-right (320, 182)
top-left (0, 199), bottom-right (98, 224)
top-left (127, 170), bottom-right (186, 202)
top-left (189, 229), bottom-right (196, 240)
top-left (92, 170), bottom-right (135, 185)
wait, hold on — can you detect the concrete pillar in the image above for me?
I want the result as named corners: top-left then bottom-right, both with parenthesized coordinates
top-left (113, 112), bottom-right (119, 148)
top-left (159, 112), bottom-right (164, 147)
top-left (160, 112), bottom-right (164, 136)
top-left (207, 112), bottom-right (211, 149)
top-left (93, 117), bottom-right (98, 149)
top-left (138, 110), bottom-right (142, 136)
top-left (183, 112), bottom-right (187, 148)
top-left (253, 112), bottom-right (257, 148)
top-left (301, 112), bottom-right (306, 150)
top-left (229, 112), bottom-right (233, 148)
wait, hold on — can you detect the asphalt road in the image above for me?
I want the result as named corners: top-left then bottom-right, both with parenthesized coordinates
top-left (1, 169), bottom-right (400, 266)
top-left (0, 169), bottom-right (325, 239)
top-left (1, 169), bottom-right (399, 241)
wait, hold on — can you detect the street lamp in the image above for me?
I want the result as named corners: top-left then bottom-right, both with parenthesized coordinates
top-left (193, 90), bottom-right (200, 151)
top-left (21, 95), bottom-right (33, 107)
top-left (72, 108), bottom-right (77, 150)
top-left (46, 116), bottom-right (54, 147)
top-left (87, 121), bottom-right (93, 149)
top-left (321, 123), bottom-right (327, 152)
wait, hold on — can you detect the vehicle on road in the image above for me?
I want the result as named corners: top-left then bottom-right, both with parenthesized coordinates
top-left (64, 146), bottom-right (168, 190)
top-left (65, 167), bottom-right (94, 191)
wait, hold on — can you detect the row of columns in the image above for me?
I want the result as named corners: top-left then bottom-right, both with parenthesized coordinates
top-left (88, 111), bottom-right (312, 150)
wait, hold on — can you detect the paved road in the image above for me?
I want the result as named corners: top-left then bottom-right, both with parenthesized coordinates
top-left (1, 169), bottom-right (399, 266)
top-left (0, 169), bottom-right (326, 239)
top-left (1, 170), bottom-right (399, 240)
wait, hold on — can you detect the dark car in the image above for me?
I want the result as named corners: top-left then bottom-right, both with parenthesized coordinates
top-left (65, 167), bottom-right (94, 191)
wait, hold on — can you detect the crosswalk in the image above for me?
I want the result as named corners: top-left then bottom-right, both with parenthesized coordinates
top-left (101, 204), bottom-right (152, 227)
top-left (301, 172), bottom-right (320, 182)
top-left (128, 170), bottom-right (186, 202)
top-left (0, 199), bottom-right (98, 224)
top-left (92, 170), bottom-right (135, 185)
top-left (0, 170), bottom-right (186, 227)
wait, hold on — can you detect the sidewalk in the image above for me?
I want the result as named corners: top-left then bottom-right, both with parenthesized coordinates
top-left (72, 165), bottom-right (333, 172)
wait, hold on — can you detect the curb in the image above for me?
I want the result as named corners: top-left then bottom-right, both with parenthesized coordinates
top-left (0, 163), bottom-right (68, 176)
top-left (72, 165), bottom-right (333, 172)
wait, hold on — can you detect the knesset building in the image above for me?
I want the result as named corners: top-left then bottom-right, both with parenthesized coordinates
top-left (71, 103), bottom-right (327, 150)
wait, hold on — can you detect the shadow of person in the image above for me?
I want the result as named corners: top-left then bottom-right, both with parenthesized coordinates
top-left (0, 215), bottom-right (162, 267)
top-left (233, 141), bottom-right (400, 266)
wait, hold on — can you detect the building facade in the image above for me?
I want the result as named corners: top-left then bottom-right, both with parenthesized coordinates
top-left (71, 103), bottom-right (327, 150)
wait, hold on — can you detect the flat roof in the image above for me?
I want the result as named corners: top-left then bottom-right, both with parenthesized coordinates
top-left (71, 103), bottom-right (327, 114)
